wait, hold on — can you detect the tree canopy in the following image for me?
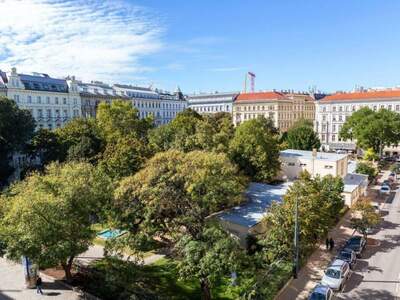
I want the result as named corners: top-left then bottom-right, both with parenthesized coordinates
top-left (286, 119), bottom-right (320, 151)
top-left (0, 96), bottom-right (35, 185)
top-left (355, 161), bottom-right (377, 181)
top-left (0, 162), bottom-right (112, 281)
top-left (340, 107), bottom-right (400, 154)
top-left (350, 198), bottom-right (380, 238)
top-left (229, 117), bottom-right (280, 182)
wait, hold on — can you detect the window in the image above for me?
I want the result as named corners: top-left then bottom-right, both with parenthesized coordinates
top-left (322, 106), bottom-right (326, 112)
top-left (73, 98), bottom-right (77, 105)
top-left (63, 98), bottom-right (67, 105)
top-left (321, 134), bottom-right (326, 141)
top-left (27, 95), bottom-right (32, 103)
top-left (288, 162), bottom-right (295, 166)
top-left (324, 165), bottom-right (333, 169)
top-left (38, 109), bottom-right (43, 118)
top-left (388, 105), bottom-right (392, 110)
top-left (332, 134), bottom-right (336, 141)
top-left (47, 109), bottom-right (51, 118)
top-left (397, 105), bottom-right (400, 111)
top-left (381, 105), bottom-right (384, 109)
top-left (55, 97), bottom-right (59, 104)
top-left (300, 163), bottom-right (307, 167)
top-left (333, 106), bottom-right (336, 112)
top-left (352, 106), bottom-right (356, 111)
top-left (332, 125), bottom-right (336, 132)
top-left (322, 115), bottom-right (326, 121)
top-left (373, 105), bottom-right (377, 111)
top-left (14, 94), bottom-right (20, 103)
top-left (339, 115), bottom-right (343, 121)
top-left (48, 124), bottom-right (52, 130)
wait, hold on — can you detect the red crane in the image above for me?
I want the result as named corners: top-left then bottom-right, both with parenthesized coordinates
top-left (244, 72), bottom-right (256, 93)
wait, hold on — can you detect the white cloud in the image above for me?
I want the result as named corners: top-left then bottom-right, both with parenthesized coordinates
top-left (0, 0), bottom-right (163, 82)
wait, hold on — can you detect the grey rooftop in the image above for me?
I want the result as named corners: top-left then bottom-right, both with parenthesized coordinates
top-left (217, 182), bottom-right (292, 228)
top-left (280, 149), bottom-right (348, 162)
top-left (343, 173), bottom-right (368, 193)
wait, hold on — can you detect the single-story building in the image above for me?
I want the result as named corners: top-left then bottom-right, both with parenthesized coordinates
top-left (215, 182), bottom-right (292, 247)
top-left (342, 173), bottom-right (369, 206)
top-left (279, 149), bottom-right (348, 180)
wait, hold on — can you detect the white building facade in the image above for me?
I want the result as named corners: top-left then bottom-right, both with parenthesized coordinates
top-left (315, 90), bottom-right (400, 152)
top-left (2, 68), bottom-right (81, 130)
top-left (187, 92), bottom-right (238, 114)
top-left (113, 84), bottom-right (187, 125)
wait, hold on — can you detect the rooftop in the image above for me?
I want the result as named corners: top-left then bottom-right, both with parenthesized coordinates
top-left (235, 91), bottom-right (287, 102)
top-left (343, 173), bottom-right (368, 193)
top-left (217, 182), bottom-right (292, 228)
top-left (19, 73), bottom-right (68, 93)
top-left (321, 90), bottom-right (400, 102)
top-left (280, 149), bottom-right (348, 162)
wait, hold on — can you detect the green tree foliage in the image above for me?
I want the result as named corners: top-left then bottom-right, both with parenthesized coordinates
top-left (286, 119), bottom-right (320, 151)
top-left (96, 100), bottom-right (153, 143)
top-left (25, 128), bottom-right (63, 165)
top-left (229, 117), bottom-right (280, 182)
top-left (112, 150), bottom-right (246, 243)
top-left (0, 96), bottom-right (35, 184)
top-left (176, 225), bottom-right (246, 300)
top-left (363, 148), bottom-right (379, 161)
top-left (148, 110), bottom-right (234, 154)
top-left (350, 198), bottom-right (380, 238)
top-left (0, 162), bottom-right (112, 281)
top-left (355, 162), bottom-right (377, 181)
top-left (340, 107), bottom-right (400, 154)
top-left (259, 172), bottom-right (344, 263)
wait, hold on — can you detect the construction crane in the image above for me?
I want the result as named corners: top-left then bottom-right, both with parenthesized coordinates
top-left (244, 72), bottom-right (256, 93)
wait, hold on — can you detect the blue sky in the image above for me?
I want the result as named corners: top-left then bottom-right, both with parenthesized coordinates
top-left (1, 0), bottom-right (400, 93)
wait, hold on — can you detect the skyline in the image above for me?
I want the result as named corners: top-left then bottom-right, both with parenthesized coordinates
top-left (1, 0), bottom-right (400, 93)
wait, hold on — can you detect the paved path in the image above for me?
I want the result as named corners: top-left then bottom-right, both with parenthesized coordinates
top-left (275, 169), bottom-right (393, 300)
top-left (0, 258), bottom-right (79, 300)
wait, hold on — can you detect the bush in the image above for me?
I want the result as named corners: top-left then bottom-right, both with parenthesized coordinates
top-left (355, 162), bottom-right (377, 181)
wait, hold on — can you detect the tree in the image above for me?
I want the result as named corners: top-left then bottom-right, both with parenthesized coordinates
top-left (286, 119), bottom-right (320, 150)
top-left (176, 225), bottom-right (246, 300)
top-left (0, 96), bottom-right (35, 184)
top-left (25, 128), bottom-right (64, 165)
top-left (350, 198), bottom-right (380, 239)
top-left (229, 117), bottom-right (280, 182)
top-left (111, 150), bottom-right (246, 246)
top-left (0, 162), bottom-right (112, 282)
top-left (259, 172), bottom-right (344, 263)
top-left (96, 100), bottom-right (153, 143)
top-left (363, 148), bottom-right (379, 162)
top-left (56, 117), bottom-right (103, 163)
top-left (355, 162), bottom-right (377, 181)
top-left (340, 108), bottom-right (400, 155)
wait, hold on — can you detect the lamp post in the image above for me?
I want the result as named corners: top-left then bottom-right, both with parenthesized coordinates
top-left (293, 197), bottom-right (299, 279)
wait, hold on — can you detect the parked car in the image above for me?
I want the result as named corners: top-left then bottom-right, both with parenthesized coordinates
top-left (336, 248), bottom-right (357, 269)
top-left (321, 259), bottom-right (351, 291)
top-left (308, 284), bottom-right (334, 300)
top-left (344, 236), bottom-right (366, 257)
top-left (389, 172), bottom-right (396, 181)
top-left (380, 185), bottom-right (391, 196)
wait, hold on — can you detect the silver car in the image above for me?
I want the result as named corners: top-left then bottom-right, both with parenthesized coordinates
top-left (321, 259), bottom-right (351, 291)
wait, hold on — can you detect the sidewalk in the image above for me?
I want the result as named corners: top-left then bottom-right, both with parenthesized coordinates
top-left (0, 258), bottom-right (79, 300)
top-left (275, 169), bottom-right (390, 300)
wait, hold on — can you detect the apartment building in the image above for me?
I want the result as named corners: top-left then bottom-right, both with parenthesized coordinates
top-left (113, 84), bottom-right (187, 125)
top-left (2, 68), bottom-right (81, 130)
top-left (187, 91), bottom-right (238, 114)
top-left (232, 91), bottom-right (315, 131)
top-left (315, 89), bottom-right (400, 152)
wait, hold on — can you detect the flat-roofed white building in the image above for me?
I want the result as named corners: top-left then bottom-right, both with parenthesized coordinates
top-left (279, 149), bottom-right (348, 180)
top-left (187, 92), bottom-right (238, 114)
top-left (315, 89), bottom-right (400, 153)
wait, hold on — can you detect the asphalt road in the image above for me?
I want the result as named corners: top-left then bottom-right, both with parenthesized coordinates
top-left (335, 185), bottom-right (400, 300)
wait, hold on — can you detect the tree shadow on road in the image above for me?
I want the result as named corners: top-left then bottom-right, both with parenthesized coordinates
top-left (342, 272), bottom-right (363, 293)
top-left (337, 288), bottom-right (395, 300)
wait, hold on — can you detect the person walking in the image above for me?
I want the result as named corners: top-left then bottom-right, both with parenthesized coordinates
top-left (325, 238), bottom-right (330, 250)
top-left (36, 276), bottom-right (43, 295)
top-left (329, 238), bottom-right (335, 251)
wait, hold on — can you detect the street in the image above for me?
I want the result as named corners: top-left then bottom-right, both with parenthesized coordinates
top-left (336, 184), bottom-right (400, 300)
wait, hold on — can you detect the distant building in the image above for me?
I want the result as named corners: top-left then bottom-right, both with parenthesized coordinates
top-left (2, 68), bottom-right (81, 130)
top-left (315, 89), bottom-right (400, 153)
top-left (0, 70), bottom-right (7, 97)
top-left (279, 149), bottom-right (348, 180)
top-left (77, 81), bottom-right (127, 118)
top-left (233, 91), bottom-right (315, 131)
top-left (187, 92), bottom-right (238, 114)
top-left (113, 84), bottom-right (187, 125)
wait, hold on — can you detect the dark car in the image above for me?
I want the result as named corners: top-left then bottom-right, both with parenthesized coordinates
top-left (308, 284), bottom-right (334, 300)
top-left (344, 236), bottom-right (366, 257)
top-left (336, 248), bottom-right (357, 269)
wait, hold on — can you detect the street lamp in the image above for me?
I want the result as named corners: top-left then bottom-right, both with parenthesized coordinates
top-left (293, 197), bottom-right (299, 279)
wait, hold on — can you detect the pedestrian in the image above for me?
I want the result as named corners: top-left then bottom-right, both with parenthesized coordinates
top-left (36, 276), bottom-right (43, 295)
top-left (325, 238), bottom-right (329, 250)
top-left (329, 238), bottom-right (335, 251)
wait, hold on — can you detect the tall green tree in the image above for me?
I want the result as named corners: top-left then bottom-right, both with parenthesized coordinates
top-left (350, 198), bottom-right (380, 239)
top-left (340, 107), bottom-right (400, 154)
top-left (0, 162), bottom-right (112, 282)
top-left (0, 96), bottom-right (35, 184)
top-left (229, 117), bottom-right (280, 182)
top-left (25, 128), bottom-right (64, 165)
top-left (355, 162), bottom-right (377, 181)
top-left (286, 119), bottom-right (320, 150)
top-left (176, 225), bottom-right (246, 300)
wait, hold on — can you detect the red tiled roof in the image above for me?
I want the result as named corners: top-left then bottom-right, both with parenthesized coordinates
top-left (321, 90), bottom-right (400, 102)
top-left (236, 91), bottom-right (287, 102)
